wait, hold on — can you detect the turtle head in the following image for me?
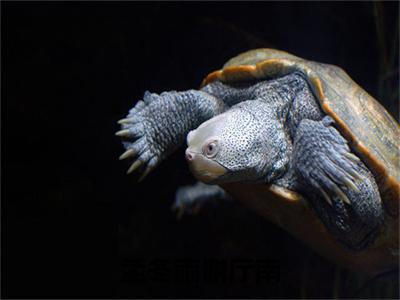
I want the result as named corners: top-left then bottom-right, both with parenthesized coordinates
top-left (185, 104), bottom-right (277, 184)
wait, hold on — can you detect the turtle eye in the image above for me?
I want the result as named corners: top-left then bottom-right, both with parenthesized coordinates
top-left (203, 141), bottom-right (219, 158)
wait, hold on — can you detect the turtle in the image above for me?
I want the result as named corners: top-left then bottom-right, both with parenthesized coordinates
top-left (116, 48), bottom-right (399, 274)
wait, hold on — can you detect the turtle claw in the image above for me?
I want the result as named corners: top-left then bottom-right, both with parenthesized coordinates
top-left (137, 158), bottom-right (157, 182)
top-left (330, 181), bottom-right (351, 205)
top-left (125, 150), bottom-right (158, 180)
top-left (294, 119), bottom-right (364, 207)
top-left (320, 187), bottom-right (333, 206)
top-left (119, 149), bottom-right (136, 160)
top-left (118, 118), bottom-right (134, 125)
top-left (115, 129), bottom-right (131, 137)
top-left (344, 152), bottom-right (361, 163)
top-left (310, 177), bottom-right (333, 206)
top-left (138, 169), bottom-right (151, 182)
top-left (117, 92), bottom-right (167, 180)
top-left (346, 167), bottom-right (363, 182)
top-left (127, 160), bottom-right (143, 174)
top-left (342, 176), bottom-right (360, 193)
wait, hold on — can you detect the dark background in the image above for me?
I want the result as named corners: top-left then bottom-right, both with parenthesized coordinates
top-left (3, 2), bottom-right (399, 299)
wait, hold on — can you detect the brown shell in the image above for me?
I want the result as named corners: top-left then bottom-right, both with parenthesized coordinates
top-left (203, 49), bottom-right (399, 273)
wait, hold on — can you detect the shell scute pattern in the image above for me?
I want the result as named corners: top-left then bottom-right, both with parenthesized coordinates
top-left (203, 48), bottom-right (400, 210)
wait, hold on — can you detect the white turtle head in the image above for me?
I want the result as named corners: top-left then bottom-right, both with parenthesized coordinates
top-left (185, 106), bottom-right (271, 184)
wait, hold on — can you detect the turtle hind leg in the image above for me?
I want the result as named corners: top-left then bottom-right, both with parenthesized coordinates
top-left (172, 182), bottom-right (232, 219)
top-left (292, 116), bottom-right (384, 250)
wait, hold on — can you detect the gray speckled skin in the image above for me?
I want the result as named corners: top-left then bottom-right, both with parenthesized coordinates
top-left (291, 118), bottom-right (383, 249)
top-left (118, 72), bottom-right (383, 250)
top-left (121, 90), bottom-right (227, 173)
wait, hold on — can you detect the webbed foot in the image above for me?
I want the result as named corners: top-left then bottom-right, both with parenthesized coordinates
top-left (293, 116), bottom-right (363, 207)
top-left (293, 116), bottom-right (383, 249)
top-left (116, 89), bottom-right (227, 180)
top-left (116, 91), bottom-right (168, 181)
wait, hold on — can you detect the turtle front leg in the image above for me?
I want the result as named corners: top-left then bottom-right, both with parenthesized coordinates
top-left (292, 116), bottom-right (384, 250)
top-left (116, 90), bottom-right (227, 180)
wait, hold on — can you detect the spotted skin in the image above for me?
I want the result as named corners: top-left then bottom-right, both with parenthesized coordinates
top-left (118, 90), bottom-right (226, 177)
top-left (117, 73), bottom-right (383, 250)
top-left (292, 117), bottom-right (383, 249)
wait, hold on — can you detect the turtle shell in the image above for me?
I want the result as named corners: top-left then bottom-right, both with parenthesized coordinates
top-left (203, 49), bottom-right (399, 273)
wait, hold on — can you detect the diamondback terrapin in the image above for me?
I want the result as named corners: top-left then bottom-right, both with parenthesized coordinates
top-left (116, 48), bottom-right (399, 273)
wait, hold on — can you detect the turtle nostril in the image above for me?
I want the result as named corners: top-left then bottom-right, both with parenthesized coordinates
top-left (185, 149), bottom-right (194, 161)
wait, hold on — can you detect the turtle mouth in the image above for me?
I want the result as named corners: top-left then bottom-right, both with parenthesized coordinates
top-left (185, 148), bottom-right (227, 183)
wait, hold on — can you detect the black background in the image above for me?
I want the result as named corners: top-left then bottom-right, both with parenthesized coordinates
top-left (3, 2), bottom-right (399, 299)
